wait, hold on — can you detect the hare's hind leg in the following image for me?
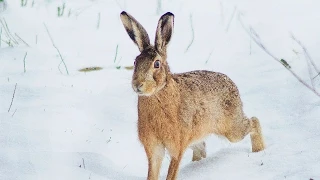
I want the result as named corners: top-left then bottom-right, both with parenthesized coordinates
top-left (190, 141), bottom-right (206, 161)
top-left (250, 117), bottom-right (265, 152)
top-left (225, 116), bottom-right (265, 152)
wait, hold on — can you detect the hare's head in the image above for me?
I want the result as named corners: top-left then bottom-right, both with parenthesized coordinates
top-left (120, 11), bottom-right (174, 96)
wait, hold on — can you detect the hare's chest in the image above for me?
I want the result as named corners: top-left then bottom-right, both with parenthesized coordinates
top-left (138, 108), bottom-right (185, 135)
top-left (147, 112), bottom-right (182, 139)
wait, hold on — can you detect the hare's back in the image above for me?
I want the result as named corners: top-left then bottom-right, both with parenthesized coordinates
top-left (173, 70), bottom-right (239, 94)
top-left (173, 70), bottom-right (242, 109)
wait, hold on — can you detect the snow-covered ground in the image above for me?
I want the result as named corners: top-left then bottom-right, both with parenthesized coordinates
top-left (1, 0), bottom-right (319, 179)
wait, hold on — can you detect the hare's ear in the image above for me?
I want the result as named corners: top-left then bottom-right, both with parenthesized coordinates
top-left (155, 12), bottom-right (174, 54)
top-left (120, 11), bottom-right (150, 52)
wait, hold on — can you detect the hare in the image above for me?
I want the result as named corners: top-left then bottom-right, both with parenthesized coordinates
top-left (120, 11), bottom-right (265, 180)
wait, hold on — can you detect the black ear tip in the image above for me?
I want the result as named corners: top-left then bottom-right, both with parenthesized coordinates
top-left (165, 12), bottom-right (174, 16)
top-left (120, 11), bottom-right (127, 16)
top-left (161, 12), bottom-right (174, 18)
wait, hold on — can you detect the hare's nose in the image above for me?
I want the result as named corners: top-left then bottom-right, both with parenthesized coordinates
top-left (136, 83), bottom-right (144, 92)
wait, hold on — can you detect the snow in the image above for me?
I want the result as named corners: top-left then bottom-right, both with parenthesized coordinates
top-left (1, 0), bottom-right (319, 180)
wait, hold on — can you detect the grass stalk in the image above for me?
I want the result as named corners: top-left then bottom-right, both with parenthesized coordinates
top-left (185, 14), bottom-right (194, 53)
top-left (8, 83), bottom-right (17, 113)
top-left (97, 12), bottom-right (101, 29)
top-left (23, 52), bottom-right (27, 73)
top-left (15, 33), bottom-right (30, 47)
top-left (225, 6), bottom-right (237, 32)
top-left (114, 44), bottom-right (119, 63)
top-left (44, 23), bottom-right (69, 75)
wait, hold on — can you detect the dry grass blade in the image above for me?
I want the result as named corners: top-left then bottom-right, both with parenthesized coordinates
top-left (124, 66), bottom-right (134, 70)
top-left (78, 66), bottom-right (103, 72)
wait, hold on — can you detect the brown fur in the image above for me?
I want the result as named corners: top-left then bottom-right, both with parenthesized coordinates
top-left (120, 11), bottom-right (265, 180)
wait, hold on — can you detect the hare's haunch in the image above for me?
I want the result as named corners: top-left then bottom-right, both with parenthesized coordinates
top-left (120, 11), bottom-right (265, 180)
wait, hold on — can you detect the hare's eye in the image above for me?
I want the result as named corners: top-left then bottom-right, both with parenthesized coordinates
top-left (154, 60), bottom-right (160, 68)
top-left (134, 61), bottom-right (136, 66)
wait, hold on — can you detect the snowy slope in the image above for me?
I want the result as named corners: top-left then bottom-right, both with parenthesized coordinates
top-left (0, 0), bottom-right (319, 180)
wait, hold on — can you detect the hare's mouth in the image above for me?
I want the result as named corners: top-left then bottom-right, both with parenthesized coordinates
top-left (132, 81), bottom-right (157, 96)
top-left (132, 87), bottom-right (154, 96)
top-left (134, 89), bottom-right (154, 96)
top-left (136, 92), bottom-right (153, 96)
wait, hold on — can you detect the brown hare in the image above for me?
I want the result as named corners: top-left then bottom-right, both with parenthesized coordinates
top-left (120, 11), bottom-right (265, 180)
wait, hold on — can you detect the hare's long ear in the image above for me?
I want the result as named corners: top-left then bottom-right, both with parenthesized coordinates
top-left (120, 11), bottom-right (150, 52)
top-left (155, 12), bottom-right (174, 54)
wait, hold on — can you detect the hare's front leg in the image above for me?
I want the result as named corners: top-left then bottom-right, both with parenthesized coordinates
top-left (143, 143), bottom-right (165, 180)
top-left (166, 152), bottom-right (184, 180)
